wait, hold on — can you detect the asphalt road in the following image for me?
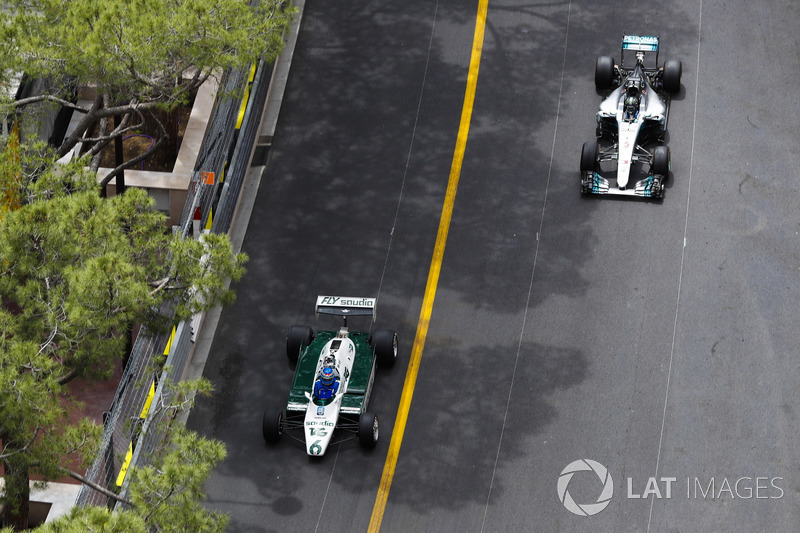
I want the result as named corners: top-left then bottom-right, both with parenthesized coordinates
top-left (187, 0), bottom-right (800, 531)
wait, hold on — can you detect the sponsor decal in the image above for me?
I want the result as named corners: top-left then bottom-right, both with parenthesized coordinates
top-left (624, 35), bottom-right (658, 45)
top-left (317, 406), bottom-right (324, 415)
top-left (317, 296), bottom-right (376, 308)
top-left (306, 420), bottom-right (335, 427)
top-left (622, 35), bottom-right (659, 51)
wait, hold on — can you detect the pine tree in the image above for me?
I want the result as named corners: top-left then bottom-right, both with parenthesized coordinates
top-left (0, 156), bottom-right (246, 528)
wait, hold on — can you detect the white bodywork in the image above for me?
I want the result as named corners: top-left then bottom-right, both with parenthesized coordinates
top-left (303, 329), bottom-right (356, 456)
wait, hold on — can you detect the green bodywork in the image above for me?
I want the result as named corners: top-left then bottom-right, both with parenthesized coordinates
top-left (287, 330), bottom-right (375, 413)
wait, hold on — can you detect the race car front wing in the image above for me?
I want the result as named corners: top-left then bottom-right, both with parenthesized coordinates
top-left (581, 171), bottom-right (664, 198)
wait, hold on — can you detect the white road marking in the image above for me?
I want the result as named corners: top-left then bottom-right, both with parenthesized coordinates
top-left (647, 3), bottom-right (704, 531)
top-left (481, 2), bottom-right (573, 531)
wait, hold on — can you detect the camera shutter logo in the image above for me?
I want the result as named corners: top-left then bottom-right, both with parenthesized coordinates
top-left (557, 459), bottom-right (614, 516)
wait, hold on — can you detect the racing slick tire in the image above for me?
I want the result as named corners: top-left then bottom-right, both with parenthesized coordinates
top-left (663, 60), bottom-right (682, 94)
top-left (652, 145), bottom-right (671, 176)
top-left (263, 407), bottom-right (284, 444)
top-left (371, 329), bottom-right (398, 368)
top-left (580, 141), bottom-right (599, 172)
top-left (358, 412), bottom-right (379, 449)
top-left (286, 325), bottom-right (314, 366)
top-left (594, 56), bottom-right (615, 91)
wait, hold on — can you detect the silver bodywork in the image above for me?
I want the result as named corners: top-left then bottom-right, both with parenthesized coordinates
top-left (596, 63), bottom-right (667, 190)
top-left (582, 35), bottom-right (678, 199)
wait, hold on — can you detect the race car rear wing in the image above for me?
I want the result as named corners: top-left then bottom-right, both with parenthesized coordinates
top-left (315, 296), bottom-right (376, 321)
top-left (620, 35), bottom-right (660, 69)
top-left (622, 35), bottom-right (659, 52)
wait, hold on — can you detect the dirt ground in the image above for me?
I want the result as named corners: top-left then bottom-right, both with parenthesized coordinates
top-left (97, 103), bottom-right (193, 172)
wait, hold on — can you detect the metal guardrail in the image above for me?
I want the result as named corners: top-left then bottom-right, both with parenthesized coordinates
top-left (75, 58), bottom-right (273, 508)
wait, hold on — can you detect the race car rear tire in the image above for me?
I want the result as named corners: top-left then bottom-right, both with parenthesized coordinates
top-left (652, 146), bottom-right (670, 176)
top-left (580, 141), bottom-right (599, 172)
top-left (286, 325), bottom-right (314, 366)
top-left (371, 329), bottom-right (398, 368)
top-left (595, 56), bottom-right (615, 91)
top-left (358, 412), bottom-right (379, 449)
top-left (663, 60), bottom-right (682, 94)
top-left (263, 407), bottom-right (284, 444)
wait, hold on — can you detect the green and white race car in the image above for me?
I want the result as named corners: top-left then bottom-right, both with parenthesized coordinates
top-left (262, 296), bottom-right (398, 456)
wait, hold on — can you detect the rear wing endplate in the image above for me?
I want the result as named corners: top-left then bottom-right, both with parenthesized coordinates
top-left (315, 296), bottom-right (376, 321)
top-left (622, 35), bottom-right (659, 52)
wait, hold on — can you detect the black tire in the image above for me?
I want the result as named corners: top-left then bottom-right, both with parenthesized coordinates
top-left (371, 329), bottom-right (398, 368)
top-left (358, 412), bottom-right (379, 449)
top-left (663, 60), bottom-right (682, 94)
top-left (286, 325), bottom-right (314, 366)
top-left (262, 407), bottom-right (284, 443)
top-left (580, 141), bottom-right (599, 172)
top-left (652, 145), bottom-right (670, 176)
top-left (595, 56), bottom-right (615, 91)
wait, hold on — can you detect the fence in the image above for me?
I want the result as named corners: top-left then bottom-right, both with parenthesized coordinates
top-left (75, 55), bottom-right (274, 507)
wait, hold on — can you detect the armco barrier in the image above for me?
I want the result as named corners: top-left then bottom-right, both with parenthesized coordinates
top-left (75, 56), bottom-right (274, 508)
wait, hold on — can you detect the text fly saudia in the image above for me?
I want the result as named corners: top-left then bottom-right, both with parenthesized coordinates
top-left (317, 296), bottom-right (376, 308)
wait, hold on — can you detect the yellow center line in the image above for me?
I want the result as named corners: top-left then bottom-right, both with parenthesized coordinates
top-left (367, 1), bottom-right (489, 530)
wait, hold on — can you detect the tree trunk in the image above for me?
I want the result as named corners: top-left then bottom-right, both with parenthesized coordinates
top-left (114, 113), bottom-right (126, 195)
top-left (56, 94), bottom-right (103, 159)
top-left (1, 456), bottom-right (30, 530)
top-left (163, 107), bottom-right (179, 163)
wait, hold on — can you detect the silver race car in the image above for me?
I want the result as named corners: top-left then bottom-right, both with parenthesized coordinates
top-left (580, 35), bottom-right (682, 198)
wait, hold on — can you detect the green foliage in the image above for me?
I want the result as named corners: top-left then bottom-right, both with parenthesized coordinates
top-left (0, 149), bottom-right (245, 527)
top-left (4, 0), bottom-right (293, 105)
top-left (0, 0), bottom-right (267, 525)
top-left (0, 0), bottom-right (294, 175)
top-left (0, 181), bottom-right (246, 381)
top-left (0, 326), bottom-right (102, 526)
top-left (32, 381), bottom-right (227, 532)
top-left (32, 425), bottom-right (227, 533)
top-left (24, 151), bottom-right (100, 202)
top-left (35, 506), bottom-right (147, 533)
top-left (127, 426), bottom-right (229, 533)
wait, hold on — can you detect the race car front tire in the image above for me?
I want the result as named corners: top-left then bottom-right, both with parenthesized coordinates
top-left (371, 329), bottom-right (398, 368)
top-left (358, 412), bottom-right (379, 449)
top-left (652, 145), bottom-right (670, 176)
top-left (580, 141), bottom-right (599, 172)
top-left (263, 407), bottom-right (284, 444)
top-left (286, 325), bottom-right (314, 366)
top-left (595, 56), bottom-right (615, 91)
top-left (663, 60), bottom-right (682, 94)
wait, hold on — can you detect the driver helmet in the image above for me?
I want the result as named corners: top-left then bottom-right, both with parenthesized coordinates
top-left (320, 366), bottom-right (335, 386)
top-left (625, 95), bottom-right (638, 111)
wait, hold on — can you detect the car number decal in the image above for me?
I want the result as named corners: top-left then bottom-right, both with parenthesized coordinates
top-left (309, 440), bottom-right (322, 455)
